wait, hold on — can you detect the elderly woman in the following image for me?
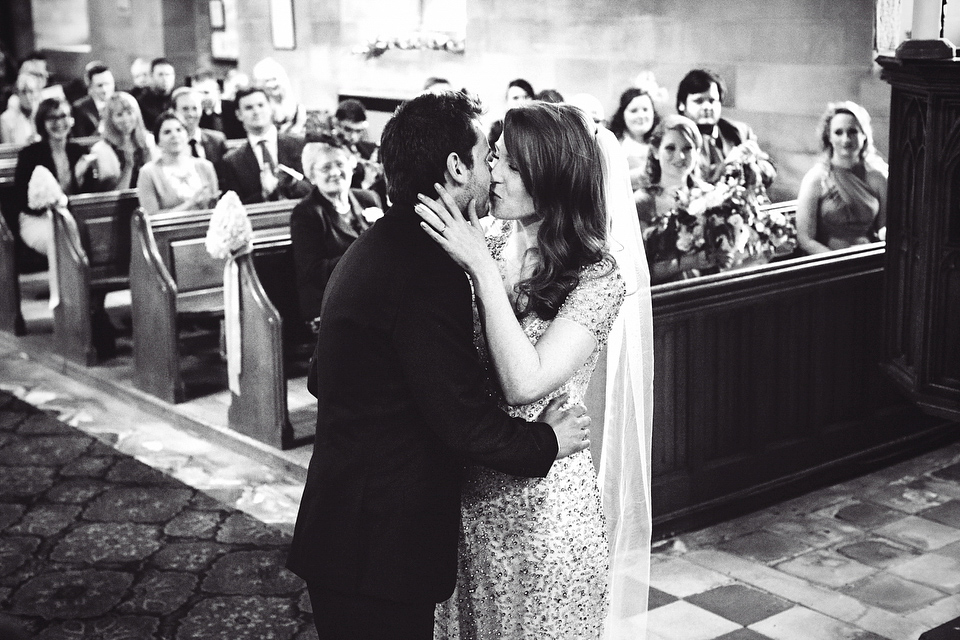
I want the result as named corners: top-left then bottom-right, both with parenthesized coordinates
top-left (87, 91), bottom-right (155, 191)
top-left (291, 136), bottom-right (382, 329)
top-left (609, 87), bottom-right (660, 191)
top-left (13, 96), bottom-right (96, 255)
top-left (137, 111), bottom-right (218, 215)
top-left (796, 101), bottom-right (887, 254)
top-left (636, 114), bottom-right (731, 283)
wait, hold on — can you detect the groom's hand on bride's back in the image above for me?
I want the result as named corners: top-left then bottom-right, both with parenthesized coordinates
top-left (540, 394), bottom-right (591, 459)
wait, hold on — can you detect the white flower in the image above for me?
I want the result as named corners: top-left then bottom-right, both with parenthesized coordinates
top-left (727, 213), bottom-right (744, 229)
top-left (361, 207), bottom-right (384, 223)
top-left (686, 197), bottom-right (707, 217)
top-left (734, 223), bottom-right (751, 253)
top-left (676, 230), bottom-right (695, 253)
top-left (767, 211), bottom-right (786, 227)
top-left (27, 166), bottom-right (67, 211)
top-left (205, 191), bottom-right (253, 259)
top-left (704, 185), bottom-right (731, 209)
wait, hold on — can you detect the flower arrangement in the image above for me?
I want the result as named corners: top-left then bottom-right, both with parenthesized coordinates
top-left (204, 191), bottom-right (253, 259)
top-left (27, 166), bottom-right (68, 211)
top-left (353, 31), bottom-right (465, 60)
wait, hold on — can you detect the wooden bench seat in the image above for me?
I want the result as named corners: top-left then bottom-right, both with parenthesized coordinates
top-left (51, 189), bottom-right (139, 365)
top-left (130, 200), bottom-right (299, 404)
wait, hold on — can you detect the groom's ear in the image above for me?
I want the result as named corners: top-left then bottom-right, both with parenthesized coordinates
top-left (444, 151), bottom-right (470, 187)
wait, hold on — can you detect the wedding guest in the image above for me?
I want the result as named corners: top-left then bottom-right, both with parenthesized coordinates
top-left (534, 88), bottom-right (563, 103)
top-left (1, 73), bottom-right (43, 144)
top-left (86, 91), bottom-right (154, 191)
top-left (217, 85), bottom-right (310, 204)
top-left (676, 68), bottom-right (776, 188)
top-left (609, 87), bottom-right (660, 190)
top-left (137, 111), bottom-right (218, 215)
top-left (129, 57), bottom-right (151, 93)
top-left (636, 115), bottom-right (730, 283)
top-left (505, 78), bottom-right (534, 108)
top-left (796, 101), bottom-right (887, 254)
top-left (332, 98), bottom-right (384, 197)
top-left (291, 136), bottom-right (382, 329)
top-left (192, 67), bottom-right (244, 139)
top-left (70, 62), bottom-right (114, 138)
top-left (137, 57), bottom-right (176, 131)
top-left (252, 57), bottom-right (306, 136)
top-left (221, 69), bottom-right (249, 102)
top-left (173, 87), bottom-right (228, 165)
top-left (13, 97), bottom-right (95, 255)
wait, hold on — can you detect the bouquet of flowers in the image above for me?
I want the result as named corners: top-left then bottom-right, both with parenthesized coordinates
top-left (204, 191), bottom-right (252, 259)
top-left (27, 166), bottom-right (68, 211)
top-left (641, 187), bottom-right (706, 266)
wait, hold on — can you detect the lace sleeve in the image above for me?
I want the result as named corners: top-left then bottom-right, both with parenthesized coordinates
top-left (556, 259), bottom-right (626, 349)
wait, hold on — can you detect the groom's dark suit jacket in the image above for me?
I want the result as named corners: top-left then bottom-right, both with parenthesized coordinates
top-left (286, 202), bottom-right (558, 605)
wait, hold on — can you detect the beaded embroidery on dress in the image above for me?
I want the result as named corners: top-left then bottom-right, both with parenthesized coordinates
top-left (435, 219), bottom-right (626, 640)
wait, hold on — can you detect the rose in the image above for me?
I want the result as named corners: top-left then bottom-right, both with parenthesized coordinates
top-left (361, 207), bottom-right (384, 223)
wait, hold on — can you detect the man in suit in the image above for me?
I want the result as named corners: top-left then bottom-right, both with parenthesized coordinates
top-left (136, 57), bottom-right (176, 131)
top-left (172, 87), bottom-right (228, 165)
top-left (70, 62), bottom-right (114, 138)
top-left (333, 98), bottom-right (386, 203)
top-left (192, 68), bottom-right (245, 139)
top-left (677, 68), bottom-right (777, 188)
top-left (286, 91), bottom-right (591, 639)
top-left (216, 85), bottom-right (311, 204)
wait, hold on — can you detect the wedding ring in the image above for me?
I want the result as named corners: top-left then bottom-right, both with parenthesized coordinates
top-left (438, 224), bottom-right (447, 234)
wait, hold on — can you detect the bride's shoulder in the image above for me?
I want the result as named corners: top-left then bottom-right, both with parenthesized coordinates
top-left (576, 257), bottom-right (626, 303)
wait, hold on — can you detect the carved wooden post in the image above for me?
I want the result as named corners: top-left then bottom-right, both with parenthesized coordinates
top-left (877, 54), bottom-right (960, 420)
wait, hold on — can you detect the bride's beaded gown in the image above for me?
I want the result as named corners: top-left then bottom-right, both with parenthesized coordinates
top-left (435, 221), bottom-right (626, 640)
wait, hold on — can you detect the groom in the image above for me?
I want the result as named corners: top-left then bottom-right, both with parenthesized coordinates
top-left (286, 91), bottom-right (591, 639)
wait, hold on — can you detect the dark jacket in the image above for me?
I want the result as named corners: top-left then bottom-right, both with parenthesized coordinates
top-left (70, 95), bottom-right (100, 138)
top-left (198, 128), bottom-right (228, 165)
top-left (291, 186), bottom-right (381, 322)
top-left (137, 88), bottom-right (172, 131)
top-left (286, 203), bottom-right (558, 604)
top-left (199, 99), bottom-right (246, 140)
top-left (13, 140), bottom-right (87, 219)
top-left (215, 133), bottom-right (311, 204)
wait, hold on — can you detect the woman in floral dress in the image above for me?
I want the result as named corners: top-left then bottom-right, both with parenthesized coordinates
top-left (416, 102), bottom-right (629, 639)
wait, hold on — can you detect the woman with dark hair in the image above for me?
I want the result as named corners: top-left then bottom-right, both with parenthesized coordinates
top-left (417, 102), bottom-right (638, 637)
top-left (13, 96), bottom-right (95, 255)
top-left (636, 114), bottom-right (731, 283)
top-left (137, 111), bottom-right (218, 215)
top-left (796, 101), bottom-right (887, 254)
top-left (87, 91), bottom-right (155, 191)
top-left (609, 87), bottom-right (660, 190)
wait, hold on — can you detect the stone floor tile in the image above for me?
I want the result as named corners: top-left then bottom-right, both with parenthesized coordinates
top-left (679, 510), bottom-right (781, 552)
top-left (865, 483), bottom-right (947, 514)
top-left (913, 476), bottom-right (960, 501)
top-left (840, 573), bottom-right (944, 614)
top-left (907, 594), bottom-right (960, 629)
top-left (889, 553), bottom-right (960, 593)
top-left (647, 586), bottom-right (678, 610)
top-left (933, 462), bottom-right (960, 483)
top-left (649, 555), bottom-right (735, 598)
top-left (765, 489), bottom-right (850, 521)
top-left (717, 530), bottom-right (812, 565)
top-left (775, 548), bottom-right (878, 588)
top-left (853, 604), bottom-right (929, 640)
top-left (763, 516), bottom-right (864, 549)
top-left (714, 629), bottom-right (776, 640)
top-left (920, 500), bottom-right (960, 529)
top-left (749, 606), bottom-right (887, 640)
top-left (837, 538), bottom-right (921, 569)
top-left (833, 501), bottom-right (906, 530)
top-left (646, 600), bottom-right (742, 640)
top-left (686, 584), bottom-right (793, 626)
top-left (875, 515), bottom-right (960, 551)
top-left (935, 540), bottom-right (960, 563)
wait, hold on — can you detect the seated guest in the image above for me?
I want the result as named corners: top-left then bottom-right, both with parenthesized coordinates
top-left (333, 99), bottom-right (383, 194)
top-left (1, 72), bottom-right (43, 145)
top-left (252, 57), bottom-right (306, 136)
top-left (534, 88), bottom-right (563, 103)
top-left (192, 67), bottom-right (244, 139)
top-left (796, 101), bottom-right (887, 254)
top-left (71, 61), bottom-right (114, 138)
top-left (217, 85), bottom-right (311, 204)
top-left (636, 115), bottom-right (730, 283)
top-left (291, 136), bottom-right (381, 329)
top-left (13, 97), bottom-right (95, 255)
top-left (129, 57), bottom-right (151, 94)
top-left (609, 87), bottom-right (660, 191)
top-left (137, 111), bottom-right (219, 215)
top-left (676, 68), bottom-right (776, 188)
top-left (137, 57), bottom-right (177, 131)
top-left (86, 91), bottom-right (155, 191)
top-left (173, 87), bottom-right (228, 165)
top-left (488, 78), bottom-right (535, 147)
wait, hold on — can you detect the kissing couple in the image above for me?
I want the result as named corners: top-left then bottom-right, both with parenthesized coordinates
top-left (287, 91), bottom-right (653, 639)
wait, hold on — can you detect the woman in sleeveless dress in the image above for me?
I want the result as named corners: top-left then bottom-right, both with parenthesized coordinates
top-left (416, 102), bottom-right (652, 639)
top-left (797, 101), bottom-right (887, 254)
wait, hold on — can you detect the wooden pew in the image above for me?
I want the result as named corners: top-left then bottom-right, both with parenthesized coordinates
top-left (130, 200), bottom-right (298, 404)
top-left (51, 190), bottom-right (139, 365)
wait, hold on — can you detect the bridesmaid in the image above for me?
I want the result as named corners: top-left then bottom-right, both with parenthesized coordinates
top-left (87, 91), bottom-right (155, 191)
top-left (608, 87), bottom-right (660, 191)
top-left (796, 101), bottom-right (887, 254)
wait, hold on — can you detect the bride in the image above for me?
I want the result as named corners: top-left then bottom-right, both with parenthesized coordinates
top-left (416, 102), bottom-right (652, 639)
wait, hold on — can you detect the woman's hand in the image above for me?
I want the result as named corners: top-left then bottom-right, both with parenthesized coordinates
top-left (415, 183), bottom-right (497, 280)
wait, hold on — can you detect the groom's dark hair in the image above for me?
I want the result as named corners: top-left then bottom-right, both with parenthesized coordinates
top-left (380, 91), bottom-right (483, 206)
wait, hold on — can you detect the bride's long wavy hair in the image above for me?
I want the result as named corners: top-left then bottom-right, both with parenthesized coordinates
top-left (503, 103), bottom-right (609, 320)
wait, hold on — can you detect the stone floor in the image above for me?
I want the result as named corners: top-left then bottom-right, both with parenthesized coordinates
top-left (4, 275), bottom-right (960, 639)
